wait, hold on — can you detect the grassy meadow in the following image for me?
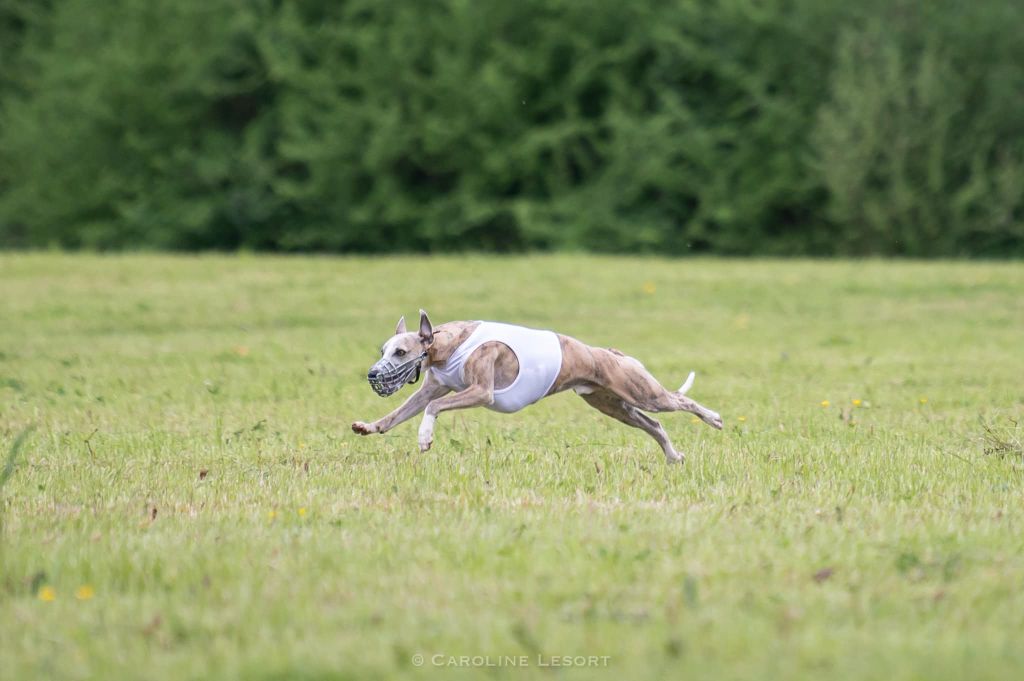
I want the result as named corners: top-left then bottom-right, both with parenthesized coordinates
top-left (1, 254), bottom-right (1023, 680)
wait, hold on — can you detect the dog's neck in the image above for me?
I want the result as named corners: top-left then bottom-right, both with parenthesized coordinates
top-left (424, 321), bottom-right (480, 368)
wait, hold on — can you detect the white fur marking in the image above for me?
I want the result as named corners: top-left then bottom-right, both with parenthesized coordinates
top-left (418, 413), bottom-right (436, 451)
top-left (573, 385), bottom-right (595, 396)
top-left (678, 371), bottom-right (696, 395)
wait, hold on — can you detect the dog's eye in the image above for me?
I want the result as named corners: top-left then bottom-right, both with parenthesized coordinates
top-left (395, 349), bottom-right (407, 357)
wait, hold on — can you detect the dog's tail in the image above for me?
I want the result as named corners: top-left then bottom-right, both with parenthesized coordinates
top-left (678, 371), bottom-right (696, 395)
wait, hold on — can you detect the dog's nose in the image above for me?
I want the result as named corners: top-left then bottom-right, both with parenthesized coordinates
top-left (367, 369), bottom-right (379, 380)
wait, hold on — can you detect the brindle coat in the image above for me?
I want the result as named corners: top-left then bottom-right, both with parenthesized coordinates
top-left (352, 311), bottom-right (723, 463)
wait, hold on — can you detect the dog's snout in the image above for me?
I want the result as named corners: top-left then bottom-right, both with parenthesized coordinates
top-left (367, 368), bottom-right (379, 379)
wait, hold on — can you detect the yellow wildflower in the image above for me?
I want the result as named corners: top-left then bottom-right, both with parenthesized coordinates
top-left (852, 399), bottom-right (862, 407)
top-left (38, 586), bottom-right (56, 602)
top-left (298, 507), bottom-right (307, 518)
top-left (267, 510), bottom-right (277, 520)
top-left (919, 396), bottom-right (928, 405)
top-left (737, 416), bottom-right (747, 422)
top-left (821, 400), bottom-right (830, 408)
top-left (75, 585), bottom-right (95, 601)
top-left (642, 282), bottom-right (656, 295)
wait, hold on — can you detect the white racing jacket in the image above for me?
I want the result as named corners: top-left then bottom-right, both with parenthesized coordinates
top-left (429, 322), bottom-right (563, 413)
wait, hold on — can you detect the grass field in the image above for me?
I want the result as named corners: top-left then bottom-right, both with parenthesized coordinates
top-left (1, 254), bottom-right (1023, 681)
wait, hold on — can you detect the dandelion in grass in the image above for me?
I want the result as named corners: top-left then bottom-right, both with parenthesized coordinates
top-left (691, 416), bottom-right (700, 424)
top-left (642, 281), bottom-right (656, 295)
top-left (38, 586), bottom-right (56, 602)
top-left (298, 507), bottom-right (307, 518)
top-left (821, 400), bottom-right (830, 408)
top-left (852, 399), bottom-right (862, 407)
top-left (737, 416), bottom-right (747, 422)
top-left (919, 396), bottom-right (928, 405)
top-left (267, 510), bottom-right (277, 520)
top-left (75, 585), bottom-right (95, 601)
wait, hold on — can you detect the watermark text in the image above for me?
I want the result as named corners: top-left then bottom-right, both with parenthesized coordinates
top-left (412, 653), bottom-right (611, 668)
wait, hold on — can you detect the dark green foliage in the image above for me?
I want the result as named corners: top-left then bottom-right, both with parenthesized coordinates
top-left (813, 3), bottom-right (1024, 256)
top-left (1, 0), bottom-right (1022, 255)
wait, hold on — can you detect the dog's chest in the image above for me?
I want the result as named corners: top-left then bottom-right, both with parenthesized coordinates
top-left (429, 361), bottom-right (467, 393)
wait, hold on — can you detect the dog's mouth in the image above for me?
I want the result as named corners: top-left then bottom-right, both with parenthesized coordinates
top-left (367, 353), bottom-right (427, 397)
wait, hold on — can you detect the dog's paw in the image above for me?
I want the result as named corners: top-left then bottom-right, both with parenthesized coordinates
top-left (417, 415), bottom-right (435, 452)
top-left (418, 426), bottom-right (433, 452)
top-left (351, 421), bottom-right (377, 435)
top-left (704, 411), bottom-right (724, 430)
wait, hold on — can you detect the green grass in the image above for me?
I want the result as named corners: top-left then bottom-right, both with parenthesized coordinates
top-left (1, 254), bottom-right (1022, 681)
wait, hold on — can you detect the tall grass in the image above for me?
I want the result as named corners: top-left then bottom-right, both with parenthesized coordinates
top-left (0, 254), bottom-right (1022, 680)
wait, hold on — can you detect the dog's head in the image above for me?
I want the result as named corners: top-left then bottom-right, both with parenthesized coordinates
top-left (366, 310), bottom-right (434, 397)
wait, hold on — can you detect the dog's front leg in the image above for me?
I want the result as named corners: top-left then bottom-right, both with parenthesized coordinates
top-left (417, 344), bottom-right (501, 452)
top-left (417, 385), bottom-right (493, 452)
top-left (417, 347), bottom-right (501, 451)
top-left (352, 374), bottom-right (450, 436)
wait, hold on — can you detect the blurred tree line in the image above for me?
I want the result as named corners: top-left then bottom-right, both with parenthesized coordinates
top-left (1, 0), bottom-right (1022, 255)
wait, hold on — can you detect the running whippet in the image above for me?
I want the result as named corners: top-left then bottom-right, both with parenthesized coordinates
top-left (351, 311), bottom-right (723, 463)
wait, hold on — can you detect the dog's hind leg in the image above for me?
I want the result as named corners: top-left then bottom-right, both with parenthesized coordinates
top-left (587, 349), bottom-right (723, 429)
top-left (578, 388), bottom-right (685, 463)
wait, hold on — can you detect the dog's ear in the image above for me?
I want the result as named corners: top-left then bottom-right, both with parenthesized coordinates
top-left (418, 309), bottom-right (433, 345)
top-left (395, 316), bottom-right (407, 335)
